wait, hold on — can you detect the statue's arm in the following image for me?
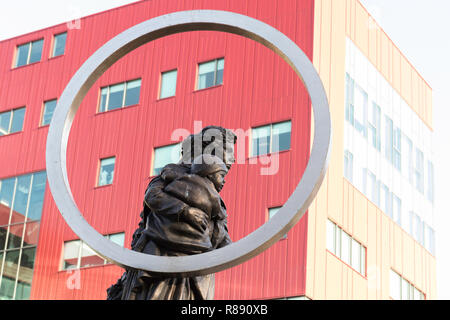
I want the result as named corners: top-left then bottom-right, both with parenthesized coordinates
top-left (144, 176), bottom-right (189, 217)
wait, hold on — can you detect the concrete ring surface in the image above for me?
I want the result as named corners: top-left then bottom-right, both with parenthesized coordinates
top-left (46, 10), bottom-right (332, 277)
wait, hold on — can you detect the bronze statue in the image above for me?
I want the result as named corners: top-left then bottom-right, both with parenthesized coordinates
top-left (107, 126), bottom-right (237, 300)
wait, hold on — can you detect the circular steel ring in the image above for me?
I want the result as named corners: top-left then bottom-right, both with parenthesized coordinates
top-left (46, 10), bottom-right (332, 277)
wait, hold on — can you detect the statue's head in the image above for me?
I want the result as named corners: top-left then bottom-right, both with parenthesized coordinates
top-left (191, 154), bottom-right (228, 192)
top-left (181, 126), bottom-right (237, 170)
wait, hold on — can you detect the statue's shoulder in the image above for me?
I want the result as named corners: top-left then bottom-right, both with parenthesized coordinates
top-left (160, 163), bottom-right (190, 182)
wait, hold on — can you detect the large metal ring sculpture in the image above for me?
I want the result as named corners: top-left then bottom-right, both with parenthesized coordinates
top-left (46, 10), bottom-right (332, 277)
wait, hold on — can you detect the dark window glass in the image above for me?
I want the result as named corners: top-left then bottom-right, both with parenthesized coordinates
top-left (28, 39), bottom-right (43, 64)
top-left (125, 79), bottom-right (141, 106)
top-left (7, 224), bottom-right (24, 250)
top-left (0, 227), bottom-right (6, 250)
top-left (15, 43), bottom-right (30, 67)
top-left (42, 100), bottom-right (57, 126)
top-left (10, 108), bottom-right (25, 133)
top-left (53, 33), bottom-right (67, 57)
top-left (0, 250), bottom-right (20, 297)
top-left (0, 111), bottom-right (12, 136)
top-left (272, 121), bottom-right (291, 153)
top-left (108, 84), bottom-right (125, 111)
top-left (27, 172), bottom-right (46, 222)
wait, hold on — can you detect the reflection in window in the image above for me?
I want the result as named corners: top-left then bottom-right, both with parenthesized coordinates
top-left (52, 32), bottom-right (67, 57)
top-left (0, 108), bottom-right (25, 136)
top-left (152, 144), bottom-right (181, 176)
top-left (98, 157), bottom-right (116, 186)
top-left (0, 171), bottom-right (46, 300)
top-left (197, 58), bottom-right (224, 90)
top-left (160, 70), bottom-right (177, 99)
top-left (62, 233), bottom-right (125, 270)
top-left (41, 100), bottom-right (57, 126)
top-left (99, 79), bottom-right (141, 113)
top-left (251, 121), bottom-right (292, 157)
top-left (15, 39), bottom-right (44, 68)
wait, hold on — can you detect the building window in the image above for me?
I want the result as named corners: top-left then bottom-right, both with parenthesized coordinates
top-left (52, 32), bottom-right (67, 57)
top-left (424, 225), bottom-right (436, 256)
top-left (41, 100), bottom-right (57, 126)
top-left (0, 108), bottom-right (26, 136)
top-left (268, 207), bottom-right (287, 239)
top-left (99, 79), bottom-right (141, 113)
top-left (251, 121), bottom-right (292, 157)
top-left (326, 220), bottom-right (366, 276)
top-left (62, 233), bottom-right (125, 270)
top-left (15, 39), bottom-right (44, 68)
top-left (98, 157), bottom-right (116, 187)
top-left (152, 144), bottom-right (181, 176)
top-left (404, 135), bottom-right (414, 184)
top-left (390, 269), bottom-right (424, 300)
top-left (409, 212), bottom-right (424, 246)
top-left (0, 171), bottom-right (47, 300)
top-left (364, 169), bottom-right (379, 206)
top-left (345, 74), bottom-right (367, 138)
top-left (393, 127), bottom-right (402, 171)
top-left (344, 150), bottom-right (353, 182)
top-left (159, 70), bottom-right (177, 99)
top-left (392, 194), bottom-right (402, 227)
top-left (197, 58), bottom-right (224, 90)
top-left (368, 103), bottom-right (381, 151)
top-left (414, 148), bottom-right (424, 194)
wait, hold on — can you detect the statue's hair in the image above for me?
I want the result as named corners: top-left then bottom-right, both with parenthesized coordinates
top-left (181, 126), bottom-right (237, 165)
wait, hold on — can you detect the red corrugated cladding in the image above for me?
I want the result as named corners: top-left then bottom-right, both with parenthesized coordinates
top-left (0, 0), bottom-right (314, 300)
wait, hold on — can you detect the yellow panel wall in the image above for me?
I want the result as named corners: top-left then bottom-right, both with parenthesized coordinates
top-left (306, 0), bottom-right (436, 300)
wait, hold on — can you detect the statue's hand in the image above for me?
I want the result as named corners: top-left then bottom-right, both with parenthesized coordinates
top-left (183, 207), bottom-right (209, 232)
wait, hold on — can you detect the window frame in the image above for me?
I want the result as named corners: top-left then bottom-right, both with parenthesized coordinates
top-left (196, 57), bottom-right (225, 90)
top-left (41, 99), bottom-right (58, 127)
top-left (97, 156), bottom-right (116, 187)
top-left (151, 143), bottom-right (182, 177)
top-left (14, 39), bottom-right (44, 68)
top-left (98, 79), bottom-right (142, 113)
top-left (326, 219), bottom-right (366, 276)
top-left (159, 69), bottom-right (178, 99)
top-left (250, 120), bottom-right (292, 157)
top-left (0, 107), bottom-right (26, 136)
top-left (51, 32), bottom-right (68, 58)
top-left (60, 233), bottom-right (125, 271)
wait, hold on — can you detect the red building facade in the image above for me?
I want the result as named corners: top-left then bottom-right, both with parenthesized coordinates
top-left (0, 0), bottom-right (314, 300)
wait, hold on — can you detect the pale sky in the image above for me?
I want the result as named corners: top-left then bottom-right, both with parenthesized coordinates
top-left (0, 0), bottom-right (449, 299)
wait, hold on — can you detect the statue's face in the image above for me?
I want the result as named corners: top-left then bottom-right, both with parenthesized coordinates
top-left (209, 170), bottom-right (227, 192)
